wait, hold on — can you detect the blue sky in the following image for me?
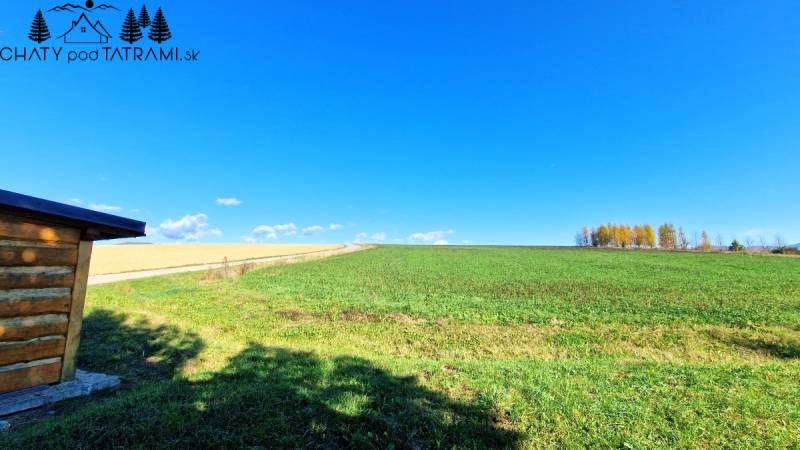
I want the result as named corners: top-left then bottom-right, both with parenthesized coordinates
top-left (1, 1), bottom-right (798, 246)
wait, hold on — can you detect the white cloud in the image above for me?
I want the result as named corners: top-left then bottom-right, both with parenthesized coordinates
top-left (354, 232), bottom-right (386, 243)
top-left (329, 223), bottom-right (344, 231)
top-left (67, 198), bottom-right (82, 206)
top-left (302, 225), bottom-right (326, 236)
top-left (89, 203), bottom-right (122, 213)
top-left (408, 229), bottom-right (454, 243)
top-left (253, 223), bottom-right (297, 240)
top-left (275, 223), bottom-right (296, 235)
top-left (159, 213), bottom-right (216, 240)
top-left (461, 240), bottom-right (472, 244)
top-left (434, 240), bottom-right (449, 246)
top-left (241, 236), bottom-right (257, 243)
top-left (216, 198), bottom-right (242, 206)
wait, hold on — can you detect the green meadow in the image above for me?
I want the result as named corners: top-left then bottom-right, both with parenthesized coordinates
top-left (4, 246), bottom-right (799, 448)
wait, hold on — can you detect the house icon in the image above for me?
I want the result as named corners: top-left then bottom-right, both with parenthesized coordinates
top-left (58, 13), bottom-right (111, 44)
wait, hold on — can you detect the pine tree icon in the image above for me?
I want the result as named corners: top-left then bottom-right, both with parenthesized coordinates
top-left (120, 8), bottom-right (143, 44)
top-left (139, 5), bottom-right (151, 29)
top-left (148, 8), bottom-right (172, 44)
top-left (28, 9), bottom-right (51, 44)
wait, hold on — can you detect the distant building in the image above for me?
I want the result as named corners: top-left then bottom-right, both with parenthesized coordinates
top-left (58, 13), bottom-right (111, 44)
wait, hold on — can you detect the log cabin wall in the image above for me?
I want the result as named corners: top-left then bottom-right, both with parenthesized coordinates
top-left (0, 213), bottom-right (92, 394)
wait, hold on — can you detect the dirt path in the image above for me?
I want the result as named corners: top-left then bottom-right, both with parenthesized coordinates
top-left (88, 245), bottom-right (369, 286)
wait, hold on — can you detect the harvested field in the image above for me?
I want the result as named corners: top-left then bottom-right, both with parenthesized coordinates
top-left (89, 244), bottom-right (343, 275)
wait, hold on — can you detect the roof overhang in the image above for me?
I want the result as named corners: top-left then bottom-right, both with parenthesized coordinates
top-left (0, 189), bottom-right (146, 241)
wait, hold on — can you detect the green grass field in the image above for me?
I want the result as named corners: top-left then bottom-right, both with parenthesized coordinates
top-left (3, 246), bottom-right (799, 448)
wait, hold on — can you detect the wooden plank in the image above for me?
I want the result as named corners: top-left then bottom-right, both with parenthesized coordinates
top-left (0, 288), bottom-right (72, 317)
top-left (0, 315), bottom-right (68, 340)
top-left (0, 214), bottom-right (80, 245)
top-left (0, 358), bottom-right (62, 394)
top-left (0, 267), bottom-right (75, 290)
top-left (0, 244), bottom-right (78, 267)
top-left (61, 241), bottom-right (92, 382)
top-left (0, 336), bottom-right (65, 366)
top-left (0, 240), bottom-right (75, 249)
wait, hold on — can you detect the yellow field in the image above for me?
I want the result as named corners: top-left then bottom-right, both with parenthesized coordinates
top-left (89, 244), bottom-right (343, 275)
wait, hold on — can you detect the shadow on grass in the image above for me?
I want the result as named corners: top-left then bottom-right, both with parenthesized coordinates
top-left (5, 309), bottom-right (519, 449)
top-left (707, 329), bottom-right (800, 360)
top-left (721, 336), bottom-right (800, 359)
top-left (78, 309), bottom-right (205, 380)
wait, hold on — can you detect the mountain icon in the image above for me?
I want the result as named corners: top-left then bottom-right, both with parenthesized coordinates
top-left (48, 3), bottom-right (119, 13)
top-left (48, 4), bottom-right (87, 13)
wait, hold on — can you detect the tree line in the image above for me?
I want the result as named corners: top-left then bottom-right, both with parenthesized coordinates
top-left (576, 223), bottom-right (726, 251)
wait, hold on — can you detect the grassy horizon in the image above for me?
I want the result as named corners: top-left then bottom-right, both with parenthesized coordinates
top-left (4, 246), bottom-right (799, 448)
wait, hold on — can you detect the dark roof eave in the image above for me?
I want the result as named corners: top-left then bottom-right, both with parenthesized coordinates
top-left (0, 189), bottom-right (146, 241)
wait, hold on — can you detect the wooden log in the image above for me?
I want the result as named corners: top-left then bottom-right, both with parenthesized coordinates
top-left (0, 243), bottom-right (78, 267)
top-left (0, 314), bottom-right (69, 340)
top-left (0, 215), bottom-right (80, 245)
top-left (0, 267), bottom-right (75, 290)
top-left (0, 358), bottom-right (62, 394)
top-left (0, 288), bottom-right (72, 317)
top-left (61, 241), bottom-right (92, 382)
top-left (0, 336), bottom-right (65, 366)
top-left (0, 240), bottom-right (76, 249)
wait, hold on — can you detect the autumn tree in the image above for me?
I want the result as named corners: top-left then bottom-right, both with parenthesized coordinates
top-left (581, 227), bottom-right (590, 247)
top-left (608, 224), bottom-right (619, 247)
top-left (590, 228), bottom-right (599, 247)
top-left (597, 225), bottom-right (610, 247)
top-left (633, 225), bottom-right (645, 247)
top-left (616, 224), bottom-right (633, 248)
top-left (699, 230), bottom-right (712, 251)
top-left (644, 224), bottom-right (656, 248)
top-left (120, 8), bottom-right (143, 44)
top-left (28, 10), bottom-right (51, 44)
top-left (610, 224), bottom-right (620, 247)
top-left (658, 223), bottom-right (677, 250)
